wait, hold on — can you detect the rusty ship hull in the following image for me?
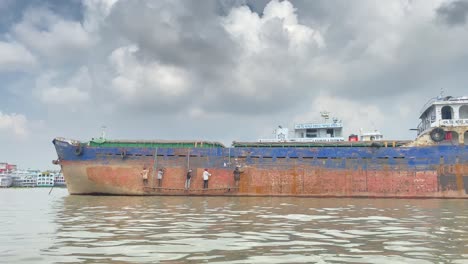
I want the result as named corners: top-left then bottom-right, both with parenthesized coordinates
top-left (53, 138), bottom-right (468, 198)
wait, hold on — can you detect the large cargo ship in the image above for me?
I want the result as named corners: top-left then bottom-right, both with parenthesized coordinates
top-left (52, 96), bottom-right (468, 198)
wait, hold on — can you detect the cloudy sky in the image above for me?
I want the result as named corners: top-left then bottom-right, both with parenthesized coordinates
top-left (1, 0), bottom-right (468, 169)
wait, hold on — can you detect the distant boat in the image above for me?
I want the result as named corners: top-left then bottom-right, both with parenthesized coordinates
top-left (54, 173), bottom-right (66, 187)
top-left (11, 170), bottom-right (39, 187)
top-left (0, 175), bottom-right (13, 188)
top-left (37, 172), bottom-right (55, 187)
top-left (359, 130), bottom-right (384, 141)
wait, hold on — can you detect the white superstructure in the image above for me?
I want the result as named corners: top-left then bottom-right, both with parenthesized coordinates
top-left (413, 95), bottom-right (468, 145)
top-left (418, 96), bottom-right (468, 134)
top-left (259, 113), bottom-right (344, 143)
top-left (11, 170), bottom-right (39, 187)
top-left (360, 130), bottom-right (384, 141)
top-left (0, 175), bottom-right (13, 188)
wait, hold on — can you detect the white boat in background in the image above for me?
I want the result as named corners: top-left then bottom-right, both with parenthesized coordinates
top-left (37, 172), bottom-right (55, 187)
top-left (0, 175), bottom-right (13, 188)
top-left (0, 169), bottom-right (65, 188)
top-left (54, 172), bottom-right (66, 187)
top-left (360, 129), bottom-right (384, 141)
top-left (11, 170), bottom-right (39, 187)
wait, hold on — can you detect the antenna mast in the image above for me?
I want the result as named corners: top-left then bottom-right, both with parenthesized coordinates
top-left (320, 111), bottom-right (330, 122)
top-left (101, 125), bottom-right (106, 139)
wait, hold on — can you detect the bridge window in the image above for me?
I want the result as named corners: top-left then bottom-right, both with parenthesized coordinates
top-left (441, 106), bottom-right (453, 120)
top-left (306, 129), bottom-right (317, 138)
top-left (460, 105), bottom-right (468, 119)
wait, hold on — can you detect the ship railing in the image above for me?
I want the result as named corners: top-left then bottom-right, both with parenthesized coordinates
top-left (419, 95), bottom-right (468, 115)
top-left (258, 138), bottom-right (287, 143)
top-left (288, 137), bottom-right (345, 142)
top-left (258, 137), bottom-right (345, 143)
top-left (419, 97), bottom-right (440, 115)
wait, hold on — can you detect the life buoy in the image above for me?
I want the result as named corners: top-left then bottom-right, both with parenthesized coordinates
top-left (75, 145), bottom-right (83, 156)
top-left (430, 128), bottom-right (445, 142)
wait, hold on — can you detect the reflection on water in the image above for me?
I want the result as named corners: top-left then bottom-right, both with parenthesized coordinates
top-left (1, 188), bottom-right (467, 263)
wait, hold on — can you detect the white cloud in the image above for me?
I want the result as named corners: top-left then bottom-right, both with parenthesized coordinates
top-left (12, 8), bottom-right (95, 63)
top-left (0, 112), bottom-right (29, 138)
top-left (263, 0), bottom-right (325, 49)
top-left (219, 0), bottom-right (324, 99)
top-left (223, 0), bottom-right (324, 55)
top-left (83, 0), bottom-right (119, 31)
top-left (36, 67), bottom-right (91, 106)
top-left (108, 45), bottom-right (192, 102)
top-left (0, 41), bottom-right (36, 71)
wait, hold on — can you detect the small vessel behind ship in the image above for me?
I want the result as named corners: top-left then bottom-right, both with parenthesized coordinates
top-left (0, 169), bottom-right (65, 188)
top-left (10, 170), bottom-right (40, 187)
top-left (0, 175), bottom-right (13, 188)
top-left (52, 96), bottom-right (468, 198)
top-left (34, 171), bottom-right (66, 187)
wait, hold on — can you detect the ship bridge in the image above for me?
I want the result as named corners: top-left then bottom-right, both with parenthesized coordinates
top-left (259, 114), bottom-right (344, 143)
top-left (417, 95), bottom-right (468, 145)
top-left (291, 120), bottom-right (344, 142)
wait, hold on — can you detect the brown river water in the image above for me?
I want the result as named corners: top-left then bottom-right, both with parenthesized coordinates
top-left (0, 188), bottom-right (467, 263)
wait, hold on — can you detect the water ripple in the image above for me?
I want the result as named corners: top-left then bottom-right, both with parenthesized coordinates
top-left (0, 189), bottom-right (467, 263)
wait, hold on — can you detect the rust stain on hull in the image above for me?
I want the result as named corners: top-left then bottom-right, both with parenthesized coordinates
top-left (61, 160), bottom-right (468, 198)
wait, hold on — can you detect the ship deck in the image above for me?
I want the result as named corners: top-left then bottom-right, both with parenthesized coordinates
top-left (232, 140), bottom-right (412, 148)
